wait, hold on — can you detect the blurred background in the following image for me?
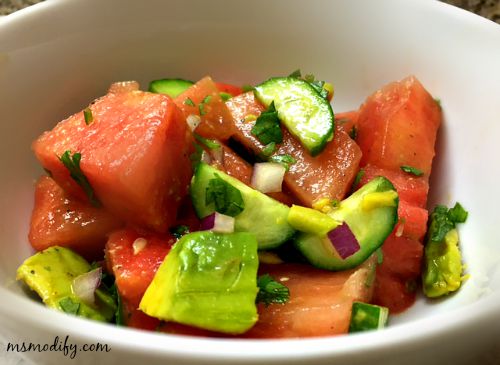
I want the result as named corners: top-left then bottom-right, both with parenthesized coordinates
top-left (0, 0), bottom-right (500, 23)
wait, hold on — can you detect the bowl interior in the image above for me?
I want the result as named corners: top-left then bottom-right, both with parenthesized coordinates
top-left (1, 0), bottom-right (500, 358)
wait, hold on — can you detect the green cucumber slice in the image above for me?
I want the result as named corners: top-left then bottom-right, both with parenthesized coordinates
top-left (148, 78), bottom-right (194, 98)
top-left (294, 177), bottom-right (398, 271)
top-left (254, 77), bottom-right (334, 156)
top-left (190, 163), bottom-right (295, 249)
top-left (349, 302), bottom-right (389, 333)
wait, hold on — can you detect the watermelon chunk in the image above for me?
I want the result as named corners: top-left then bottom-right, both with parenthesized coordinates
top-left (226, 92), bottom-right (361, 206)
top-left (215, 82), bottom-right (243, 97)
top-left (396, 201), bottom-right (428, 241)
top-left (356, 76), bottom-right (442, 177)
top-left (29, 176), bottom-right (123, 260)
top-left (243, 257), bottom-right (376, 338)
top-left (32, 90), bottom-right (192, 233)
top-left (373, 234), bottom-right (423, 313)
top-left (360, 164), bottom-right (429, 208)
top-left (105, 228), bottom-right (174, 305)
top-left (174, 76), bottom-right (236, 140)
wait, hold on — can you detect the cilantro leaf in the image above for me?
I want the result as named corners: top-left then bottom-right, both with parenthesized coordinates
top-left (351, 168), bottom-right (365, 193)
top-left (241, 85), bottom-right (254, 92)
top-left (170, 225), bottom-right (190, 239)
top-left (261, 142), bottom-right (276, 158)
top-left (400, 165), bottom-right (424, 177)
top-left (288, 69), bottom-right (302, 78)
top-left (268, 154), bottom-right (296, 171)
top-left (83, 108), bottom-right (94, 125)
top-left (428, 203), bottom-right (468, 242)
top-left (189, 143), bottom-right (204, 168)
top-left (198, 95), bottom-right (212, 116)
top-left (349, 126), bottom-right (358, 140)
top-left (206, 175), bottom-right (245, 217)
top-left (256, 274), bottom-right (290, 306)
top-left (184, 97), bottom-right (195, 107)
top-left (59, 150), bottom-right (99, 206)
top-left (194, 133), bottom-right (220, 150)
top-left (448, 202), bottom-right (468, 223)
top-left (59, 297), bottom-right (80, 315)
top-left (251, 101), bottom-right (283, 145)
top-left (219, 92), bottom-right (232, 101)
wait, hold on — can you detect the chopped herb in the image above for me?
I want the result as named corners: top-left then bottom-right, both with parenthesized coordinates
top-left (304, 73), bottom-right (315, 83)
top-left (59, 150), bottom-right (99, 206)
top-left (288, 69), bottom-right (302, 78)
top-left (189, 143), bottom-right (204, 168)
top-left (351, 168), bottom-right (365, 192)
top-left (256, 274), bottom-right (290, 306)
top-left (309, 80), bottom-right (329, 99)
top-left (251, 101), bottom-right (283, 145)
top-left (448, 202), bottom-right (468, 223)
top-left (261, 142), bottom-right (276, 157)
top-left (110, 284), bottom-right (124, 326)
top-left (170, 225), bottom-right (190, 239)
top-left (434, 98), bottom-right (442, 109)
top-left (428, 202), bottom-right (469, 243)
top-left (184, 97), bottom-right (195, 107)
top-left (241, 84), bottom-right (254, 92)
top-left (349, 126), bottom-right (358, 140)
top-left (400, 165), bottom-right (424, 177)
top-left (219, 92), bottom-right (232, 101)
top-left (59, 297), bottom-right (80, 315)
top-left (330, 199), bottom-right (340, 208)
top-left (268, 154), bottom-right (296, 171)
top-left (205, 175), bottom-right (245, 217)
top-left (198, 95), bottom-right (212, 116)
top-left (194, 133), bottom-right (220, 150)
top-left (83, 108), bottom-right (94, 125)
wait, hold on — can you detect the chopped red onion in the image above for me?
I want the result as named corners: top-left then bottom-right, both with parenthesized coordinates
top-left (200, 212), bottom-right (235, 233)
top-left (71, 268), bottom-right (102, 305)
top-left (327, 222), bottom-right (360, 259)
top-left (251, 162), bottom-right (286, 193)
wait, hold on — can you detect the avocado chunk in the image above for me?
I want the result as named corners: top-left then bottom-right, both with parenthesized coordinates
top-left (16, 246), bottom-right (116, 322)
top-left (190, 162), bottom-right (295, 249)
top-left (422, 203), bottom-right (468, 298)
top-left (293, 177), bottom-right (399, 271)
top-left (139, 231), bottom-right (259, 334)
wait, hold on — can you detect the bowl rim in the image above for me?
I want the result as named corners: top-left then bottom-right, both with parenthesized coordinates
top-left (1, 0), bottom-right (500, 362)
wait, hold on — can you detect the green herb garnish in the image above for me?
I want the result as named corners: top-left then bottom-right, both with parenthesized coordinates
top-left (376, 249), bottom-right (384, 265)
top-left (268, 154), bottom-right (296, 171)
top-left (241, 84), bottom-right (254, 92)
top-left (219, 92), bottom-right (232, 101)
top-left (428, 202), bottom-right (468, 243)
top-left (206, 175), bottom-right (245, 217)
top-left (351, 168), bottom-right (365, 192)
top-left (251, 101), bottom-right (283, 145)
top-left (194, 133), bottom-right (220, 150)
top-left (83, 108), bottom-right (94, 125)
top-left (189, 143), bottom-right (204, 169)
top-left (59, 150), bottom-right (99, 206)
top-left (170, 225), bottom-right (190, 239)
top-left (349, 126), bottom-right (358, 140)
top-left (184, 97), bottom-right (196, 107)
top-left (261, 142), bottom-right (276, 158)
top-left (400, 165), bottom-right (424, 177)
top-left (256, 274), bottom-right (290, 306)
top-left (288, 69), bottom-right (302, 78)
top-left (59, 297), bottom-right (80, 315)
top-left (198, 95), bottom-right (212, 116)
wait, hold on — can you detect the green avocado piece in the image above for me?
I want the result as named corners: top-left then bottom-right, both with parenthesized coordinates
top-left (16, 246), bottom-right (116, 322)
top-left (349, 302), bottom-right (389, 333)
top-left (139, 231), bottom-right (259, 334)
top-left (423, 228), bottom-right (463, 297)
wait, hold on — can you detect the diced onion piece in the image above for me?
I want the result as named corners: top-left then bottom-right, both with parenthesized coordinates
top-left (200, 212), bottom-right (235, 233)
top-left (71, 268), bottom-right (102, 305)
top-left (186, 114), bottom-right (201, 131)
top-left (327, 222), bottom-right (360, 259)
top-left (251, 162), bottom-right (286, 193)
top-left (108, 81), bottom-right (140, 94)
top-left (132, 237), bottom-right (148, 255)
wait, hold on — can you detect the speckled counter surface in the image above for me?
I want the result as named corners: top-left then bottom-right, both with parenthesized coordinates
top-left (1, 0), bottom-right (500, 22)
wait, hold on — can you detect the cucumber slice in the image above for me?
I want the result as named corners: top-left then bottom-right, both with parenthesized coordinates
top-left (148, 78), bottom-right (194, 97)
top-left (254, 77), bottom-right (334, 156)
top-left (349, 302), bottom-right (389, 333)
top-left (294, 177), bottom-right (398, 271)
top-left (190, 163), bottom-right (295, 249)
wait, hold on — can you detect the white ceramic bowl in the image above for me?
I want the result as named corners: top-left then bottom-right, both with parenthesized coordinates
top-left (1, 0), bottom-right (500, 364)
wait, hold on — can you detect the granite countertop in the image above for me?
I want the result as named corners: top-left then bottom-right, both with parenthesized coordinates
top-left (1, 0), bottom-right (500, 22)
